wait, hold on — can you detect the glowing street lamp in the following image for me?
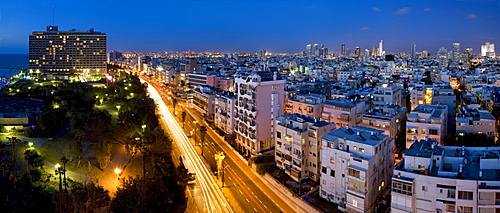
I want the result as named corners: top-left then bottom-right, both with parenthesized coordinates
top-left (116, 105), bottom-right (121, 112)
top-left (28, 142), bottom-right (33, 147)
top-left (141, 124), bottom-right (147, 132)
top-left (114, 168), bottom-right (122, 180)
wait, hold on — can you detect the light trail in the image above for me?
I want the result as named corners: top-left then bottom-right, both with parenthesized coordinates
top-left (144, 79), bottom-right (233, 213)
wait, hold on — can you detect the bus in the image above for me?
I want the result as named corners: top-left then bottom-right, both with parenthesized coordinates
top-left (180, 156), bottom-right (196, 185)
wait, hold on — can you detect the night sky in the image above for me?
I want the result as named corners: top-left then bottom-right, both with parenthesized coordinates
top-left (0, 0), bottom-right (499, 54)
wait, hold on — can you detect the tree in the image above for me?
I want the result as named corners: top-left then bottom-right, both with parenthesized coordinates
top-left (224, 133), bottom-right (237, 147)
top-left (200, 126), bottom-right (207, 156)
top-left (94, 139), bottom-right (111, 170)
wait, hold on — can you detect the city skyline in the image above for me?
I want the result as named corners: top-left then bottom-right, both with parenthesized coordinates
top-left (0, 0), bottom-right (499, 54)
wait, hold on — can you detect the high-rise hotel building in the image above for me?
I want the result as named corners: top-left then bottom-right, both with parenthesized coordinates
top-left (29, 26), bottom-right (107, 78)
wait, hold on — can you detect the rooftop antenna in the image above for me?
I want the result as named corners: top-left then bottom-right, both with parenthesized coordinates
top-left (52, 5), bottom-right (55, 26)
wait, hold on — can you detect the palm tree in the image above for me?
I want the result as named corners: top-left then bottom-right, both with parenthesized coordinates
top-left (7, 137), bottom-right (21, 162)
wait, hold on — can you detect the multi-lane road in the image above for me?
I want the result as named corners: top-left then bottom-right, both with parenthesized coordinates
top-left (143, 76), bottom-right (308, 213)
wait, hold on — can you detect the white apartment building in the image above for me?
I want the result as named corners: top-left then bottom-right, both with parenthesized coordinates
top-left (214, 91), bottom-right (236, 134)
top-left (234, 70), bottom-right (285, 156)
top-left (320, 126), bottom-right (394, 212)
top-left (406, 104), bottom-right (448, 148)
top-left (274, 113), bottom-right (335, 182)
top-left (392, 138), bottom-right (500, 213)
top-left (372, 84), bottom-right (403, 107)
top-left (322, 98), bottom-right (366, 129)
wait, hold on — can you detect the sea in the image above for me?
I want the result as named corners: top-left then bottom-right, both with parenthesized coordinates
top-left (0, 54), bottom-right (28, 87)
top-left (0, 54), bottom-right (28, 77)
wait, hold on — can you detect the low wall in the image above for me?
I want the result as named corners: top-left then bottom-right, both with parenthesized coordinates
top-left (251, 164), bottom-right (323, 213)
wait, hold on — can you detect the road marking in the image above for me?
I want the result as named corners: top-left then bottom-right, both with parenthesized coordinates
top-left (246, 198), bottom-right (250, 203)
top-left (253, 208), bottom-right (257, 212)
top-left (239, 190), bottom-right (243, 194)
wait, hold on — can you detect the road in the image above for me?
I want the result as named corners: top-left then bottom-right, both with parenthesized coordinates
top-left (143, 76), bottom-right (307, 213)
top-left (144, 79), bottom-right (233, 213)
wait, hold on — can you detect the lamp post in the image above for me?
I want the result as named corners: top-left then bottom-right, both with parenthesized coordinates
top-left (55, 163), bottom-right (63, 191)
top-left (116, 105), bottom-right (121, 113)
top-left (141, 124), bottom-right (147, 133)
top-left (60, 157), bottom-right (69, 191)
top-left (28, 142), bottom-right (33, 148)
top-left (193, 120), bottom-right (198, 144)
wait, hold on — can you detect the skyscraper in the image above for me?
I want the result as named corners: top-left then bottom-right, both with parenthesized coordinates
top-left (481, 42), bottom-right (496, 58)
top-left (313, 44), bottom-right (319, 56)
top-left (437, 47), bottom-right (448, 67)
top-left (452, 42), bottom-right (461, 62)
top-left (355, 47), bottom-right (361, 59)
top-left (29, 26), bottom-right (107, 78)
top-left (377, 40), bottom-right (384, 56)
top-left (306, 44), bottom-right (312, 55)
top-left (410, 43), bottom-right (417, 61)
top-left (340, 43), bottom-right (346, 56)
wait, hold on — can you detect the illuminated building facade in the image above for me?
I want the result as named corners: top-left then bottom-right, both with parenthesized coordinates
top-left (406, 104), bottom-right (448, 148)
top-left (234, 70), bottom-right (285, 156)
top-left (481, 42), bottom-right (496, 58)
top-left (274, 113), bottom-right (335, 182)
top-left (29, 26), bottom-right (107, 78)
top-left (392, 139), bottom-right (500, 213)
top-left (320, 126), bottom-right (394, 212)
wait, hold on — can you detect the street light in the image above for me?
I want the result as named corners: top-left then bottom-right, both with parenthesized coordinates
top-left (116, 105), bottom-right (121, 112)
top-left (114, 168), bottom-right (122, 180)
top-left (28, 142), bottom-right (33, 148)
top-left (141, 124), bottom-right (147, 132)
top-left (55, 163), bottom-right (64, 191)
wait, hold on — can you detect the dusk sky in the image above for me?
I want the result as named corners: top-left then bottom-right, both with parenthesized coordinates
top-left (0, 0), bottom-right (499, 54)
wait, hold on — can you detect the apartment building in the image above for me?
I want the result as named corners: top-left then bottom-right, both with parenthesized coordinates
top-left (214, 91), bottom-right (236, 134)
top-left (456, 106), bottom-right (496, 137)
top-left (234, 70), bottom-right (285, 156)
top-left (406, 104), bottom-right (448, 148)
top-left (372, 84), bottom-right (403, 107)
top-left (192, 85), bottom-right (217, 121)
top-left (285, 93), bottom-right (326, 119)
top-left (362, 104), bottom-right (406, 138)
top-left (275, 113), bottom-right (335, 182)
top-left (409, 83), bottom-right (433, 110)
top-left (322, 98), bottom-right (366, 129)
top-left (215, 76), bottom-right (235, 92)
top-left (188, 72), bottom-right (216, 89)
top-left (392, 138), bottom-right (500, 213)
top-left (320, 126), bottom-right (394, 212)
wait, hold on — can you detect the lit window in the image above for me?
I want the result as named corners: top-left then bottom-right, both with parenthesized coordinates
top-left (353, 199), bottom-right (358, 207)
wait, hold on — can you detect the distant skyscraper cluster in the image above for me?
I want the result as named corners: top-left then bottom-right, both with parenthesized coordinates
top-left (305, 44), bottom-right (328, 58)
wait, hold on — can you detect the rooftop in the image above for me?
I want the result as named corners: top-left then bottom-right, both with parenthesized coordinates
top-left (322, 126), bottom-right (387, 146)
